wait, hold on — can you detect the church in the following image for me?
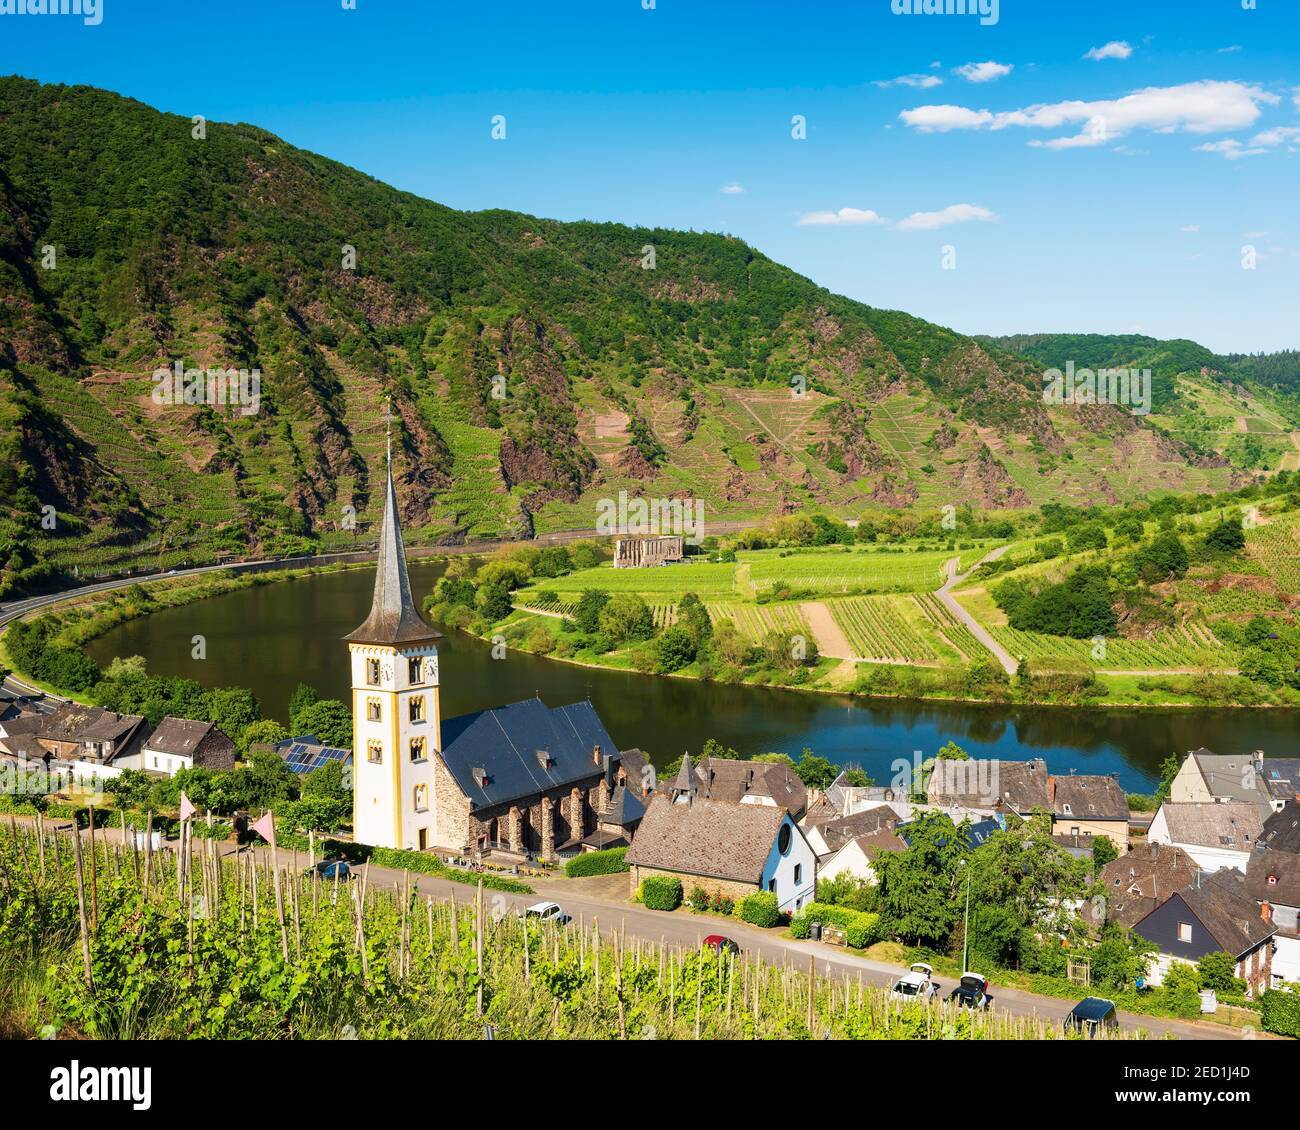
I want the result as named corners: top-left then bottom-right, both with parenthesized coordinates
top-left (345, 442), bottom-right (641, 860)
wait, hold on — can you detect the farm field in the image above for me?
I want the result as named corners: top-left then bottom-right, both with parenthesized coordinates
top-left (704, 601), bottom-right (810, 642)
top-left (825, 596), bottom-right (942, 663)
top-left (740, 547), bottom-right (968, 595)
top-left (1246, 509), bottom-right (1300, 593)
top-left (988, 622), bottom-right (1234, 671)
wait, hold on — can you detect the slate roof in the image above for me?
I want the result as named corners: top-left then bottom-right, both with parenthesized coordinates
top-left (898, 815), bottom-right (1001, 850)
top-left (1158, 801), bottom-right (1265, 851)
top-left (344, 441), bottom-right (442, 647)
top-left (1259, 758), bottom-right (1300, 805)
top-left (848, 827), bottom-right (907, 860)
top-left (1241, 848), bottom-right (1300, 910)
top-left (1258, 801), bottom-right (1300, 854)
top-left (695, 757), bottom-right (806, 814)
top-left (1187, 752), bottom-right (1274, 806)
top-left (927, 758), bottom-right (1050, 813)
top-left (1100, 843), bottom-right (1201, 929)
top-left (1157, 870), bottom-right (1277, 958)
top-left (625, 794), bottom-right (793, 884)
top-left (600, 784), bottom-right (646, 828)
top-left (1051, 774), bottom-right (1128, 821)
top-left (32, 703), bottom-right (148, 756)
top-left (439, 698), bottom-right (619, 811)
top-left (146, 717), bottom-right (228, 758)
top-left (814, 807), bottom-right (904, 854)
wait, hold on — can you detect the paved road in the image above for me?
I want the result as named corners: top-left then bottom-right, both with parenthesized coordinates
top-left (937, 548), bottom-right (1018, 676)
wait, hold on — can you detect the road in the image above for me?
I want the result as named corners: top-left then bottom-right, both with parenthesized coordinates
top-left (937, 548), bottom-right (1019, 675)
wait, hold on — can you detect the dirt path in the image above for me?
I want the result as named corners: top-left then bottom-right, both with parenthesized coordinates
top-left (936, 547), bottom-right (1018, 676)
top-left (798, 600), bottom-right (855, 659)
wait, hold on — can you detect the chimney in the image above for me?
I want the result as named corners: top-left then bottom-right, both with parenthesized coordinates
top-left (1261, 901), bottom-right (1273, 923)
top-left (593, 743), bottom-right (602, 765)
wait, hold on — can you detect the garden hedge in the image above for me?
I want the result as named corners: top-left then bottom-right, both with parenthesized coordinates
top-left (641, 875), bottom-right (683, 911)
top-left (790, 902), bottom-right (882, 948)
top-left (564, 847), bottom-right (629, 878)
top-left (738, 891), bottom-right (780, 928)
top-left (1261, 988), bottom-right (1300, 1037)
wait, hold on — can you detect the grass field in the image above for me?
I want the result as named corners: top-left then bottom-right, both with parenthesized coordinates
top-left (741, 548), bottom-right (958, 595)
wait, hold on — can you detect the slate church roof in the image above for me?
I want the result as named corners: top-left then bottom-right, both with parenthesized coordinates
top-left (439, 698), bottom-right (620, 811)
top-left (344, 435), bottom-right (442, 648)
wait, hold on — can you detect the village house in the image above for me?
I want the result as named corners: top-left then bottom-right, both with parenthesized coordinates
top-left (1131, 869), bottom-right (1276, 999)
top-left (32, 702), bottom-right (150, 768)
top-left (926, 757), bottom-right (1051, 818)
top-left (1100, 842), bottom-right (1201, 929)
top-left (803, 805), bottom-right (905, 858)
top-left (667, 755), bottom-right (807, 818)
top-left (1167, 748), bottom-right (1295, 812)
top-left (1258, 801), bottom-right (1300, 854)
top-left (823, 771), bottom-right (904, 818)
top-left (625, 790), bottom-right (817, 914)
top-left (114, 716), bottom-right (237, 776)
top-left (1050, 772), bottom-right (1129, 850)
top-left (1240, 848), bottom-right (1300, 987)
top-left (818, 826), bottom-right (907, 886)
top-left (1147, 800), bottom-right (1266, 874)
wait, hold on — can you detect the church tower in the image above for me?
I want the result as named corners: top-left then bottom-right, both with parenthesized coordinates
top-left (344, 432), bottom-right (443, 851)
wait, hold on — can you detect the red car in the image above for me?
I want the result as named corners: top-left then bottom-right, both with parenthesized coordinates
top-left (702, 934), bottom-right (741, 955)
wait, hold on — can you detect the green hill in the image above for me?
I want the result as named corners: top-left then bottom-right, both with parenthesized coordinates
top-left (0, 77), bottom-right (1249, 595)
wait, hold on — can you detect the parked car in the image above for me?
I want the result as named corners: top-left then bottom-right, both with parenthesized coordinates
top-left (947, 971), bottom-right (993, 1010)
top-left (307, 859), bottom-right (352, 880)
top-left (702, 934), bottom-right (741, 955)
top-left (1063, 997), bottom-right (1119, 1037)
top-left (519, 901), bottom-right (568, 924)
top-left (891, 962), bottom-right (940, 1002)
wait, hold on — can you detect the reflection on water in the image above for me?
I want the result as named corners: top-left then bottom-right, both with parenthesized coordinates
top-left (85, 562), bottom-right (1299, 791)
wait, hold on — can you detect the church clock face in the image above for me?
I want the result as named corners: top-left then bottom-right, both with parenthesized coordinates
top-left (380, 661), bottom-right (393, 685)
top-left (424, 655), bottom-right (439, 684)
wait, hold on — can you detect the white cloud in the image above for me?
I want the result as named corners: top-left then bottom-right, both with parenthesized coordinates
top-left (898, 104), bottom-right (995, 132)
top-left (1195, 139), bottom-right (1264, 160)
top-left (1198, 125), bottom-right (1300, 159)
top-left (896, 203), bottom-right (997, 232)
top-left (1085, 41), bottom-right (1133, 61)
top-left (1218, 45), bottom-right (1243, 54)
top-left (1180, 224), bottom-right (1200, 232)
top-left (955, 61), bottom-right (1013, 83)
top-left (876, 74), bottom-right (943, 89)
top-left (720, 183), bottom-right (745, 195)
top-left (795, 207), bottom-right (888, 227)
top-left (900, 81), bottom-right (1278, 149)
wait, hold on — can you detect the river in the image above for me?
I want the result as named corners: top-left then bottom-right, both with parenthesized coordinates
top-left (85, 563), bottom-right (1298, 791)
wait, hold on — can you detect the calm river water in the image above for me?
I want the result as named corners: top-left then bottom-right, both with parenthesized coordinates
top-left (85, 563), bottom-right (1298, 791)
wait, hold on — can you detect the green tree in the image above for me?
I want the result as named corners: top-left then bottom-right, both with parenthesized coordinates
top-left (291, 699), bottom-right (352, 748)
top-left (573, 589), bottom-right (610, 633)
top-left (793, 749), bottom-right (837, 790)
top-left (598, 592), bottom-right (655, 644)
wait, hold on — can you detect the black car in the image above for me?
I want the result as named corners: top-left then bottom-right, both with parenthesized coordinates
top-left (1063, 997), bottom-right (1119, 1037)
top-left (946, 972), bottom-right (993, 1010)
top-left (305, 858), bottom-right (353, 880)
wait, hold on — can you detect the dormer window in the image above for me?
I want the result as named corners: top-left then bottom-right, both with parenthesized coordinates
top-left (472, 767), bottom-right (491, 788)
top-left (1268, 874), bottom-right (1278, 886)
top-left (536, 750), bottom-right (554, 770)
top-left (1061, 803), bottom-right (1072, 816)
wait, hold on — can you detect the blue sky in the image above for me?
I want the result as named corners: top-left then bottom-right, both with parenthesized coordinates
top-left (3, 0), bottom-right (1298, 352)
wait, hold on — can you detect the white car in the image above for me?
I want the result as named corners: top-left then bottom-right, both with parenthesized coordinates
top-left (891, 962), bottom-right (940, 1001)
top-left (519, 901), bottom-right (567, 923)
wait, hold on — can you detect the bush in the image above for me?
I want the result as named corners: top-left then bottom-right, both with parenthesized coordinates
top-left (710, 893), bottom-right (735, 916)
top-left (738, 891), bottom-right (780, 928)
top-left (688, 885), bottom-right (711, 912)
top-left (563, 847), bottom-right (629, 878)
top-left (641, 875), bottom-right (683, 911)
top-left (790, 901), bottom-right (882, 948)
top-left (1261, 989), bottom-right (1300, 1037)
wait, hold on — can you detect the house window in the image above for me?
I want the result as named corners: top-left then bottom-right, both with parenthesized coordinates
top-left (794, 863), bottom-right (802, 885)
top-left (367, 740), bottom-right (383, 764)
top-left (366, 658), bottom-right (381, 686)
top-left (409, 695), bottom-right (425, 722)
top-left (1178, 922), bottom-right (1193, 943)
top-left (777, 824), bottom-right (792, 854)
top-left (366, 698), bottom-right (382, 722)
top-left (768, 878), bottom-right (776, 893)
top-left (410, 737), bottom-right (427, 762)
top-left (408, 656), bottom-right (424, 685)
top-left (414, 784), bottom-right (428, 813)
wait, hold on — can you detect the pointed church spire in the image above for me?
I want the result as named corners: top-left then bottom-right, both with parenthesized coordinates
top-left (344, 406), bottom-right (442, 646)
